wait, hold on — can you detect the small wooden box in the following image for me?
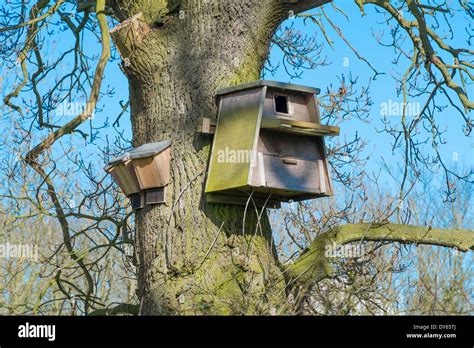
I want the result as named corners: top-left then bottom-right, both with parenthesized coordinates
top-left (106, 140), bottom-right (171, 208)
top-left (205, 80), bottom-right (339, 207)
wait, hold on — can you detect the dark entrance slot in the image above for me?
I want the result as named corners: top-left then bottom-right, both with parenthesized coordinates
top-left (274, 95), bottom-right (289, 114)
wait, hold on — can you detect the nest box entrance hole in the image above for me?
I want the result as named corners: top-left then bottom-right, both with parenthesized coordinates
top-left (274, 95), bottom-right (289, 114)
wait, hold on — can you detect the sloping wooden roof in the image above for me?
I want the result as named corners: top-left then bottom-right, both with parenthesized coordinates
top-left (216, 80), bottom-right (321, 97)
top-left (108, 140), bottom-right (171, 165)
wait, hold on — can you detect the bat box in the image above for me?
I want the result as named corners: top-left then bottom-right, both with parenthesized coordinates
top-left (106, 140), bottom-right (171, 209)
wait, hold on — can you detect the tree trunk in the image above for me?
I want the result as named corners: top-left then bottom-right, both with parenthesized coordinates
top-left (110, 0), bottom-right (294, 315)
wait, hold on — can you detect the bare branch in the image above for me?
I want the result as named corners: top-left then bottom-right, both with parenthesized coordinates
top-left (25, 0), bottom-right (111, 162)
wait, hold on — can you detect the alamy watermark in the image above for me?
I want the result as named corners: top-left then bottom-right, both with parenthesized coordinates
top-left (380, 99), bottom-right (420, 117)
top-left (55, 101), bottom-right (95, 119)
top-left (324, 241), bottom-right (366, 258)
top-left (217, 147), bottom-right (257, 166)
top-left (0, 242), bottom-right (39, 262)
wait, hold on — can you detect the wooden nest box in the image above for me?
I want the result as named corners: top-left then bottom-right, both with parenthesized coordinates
top-left (205, 80), bottom-right (339, 208)
top-left (105, 140), bottom-right (171, 209)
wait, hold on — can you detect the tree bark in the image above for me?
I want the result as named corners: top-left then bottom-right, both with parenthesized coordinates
top-left (109, 0), bottom-right (304, 315)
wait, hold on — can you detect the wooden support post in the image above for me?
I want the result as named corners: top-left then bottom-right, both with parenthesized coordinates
top-left (196, 117), bottom-right (216, 134)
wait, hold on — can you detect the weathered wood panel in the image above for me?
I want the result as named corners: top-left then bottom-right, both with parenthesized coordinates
top-left (206, 191), bottom-right (281, 209)
top-left (130, 191), bottom-right (145, 210)
top-left (205, 87), bottom-right (265, 192)
top-left (305, 94), bottom-right (320, 123)
top-left (145, 187), bottom-right (166, 204)
top-left (260, 118), bottom-right (340, 136)
top-left (257, 130), bottom-right (322, 160)
top-left (107, 160), bottom-right (141, 196)
top-left (263, 155), bottom-right (320, 193)
top-left (317, 137), bottom-right (334, 196)
top-left (133, 147), bottom-right (170, 189)
top-left (263, 89), bottom-right (315, 122)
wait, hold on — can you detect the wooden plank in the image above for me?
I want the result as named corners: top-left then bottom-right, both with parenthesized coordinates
top-left (207, 186), bottom-right (331, 207)
top-left (248, 86), bottom-right (267, 186)
top-left (261, 118), bottom-right (340, 136)
top-left (318, 159), bottom-right (326, 194)
top-left (107, 160), bottom-right (141, 196)
top-left (318, 135), bottom-right (334, 196)
top-left (257, 130), bottom-right (322, 161)
top-left (305, 93), bottom-right (320, 123)
top-left (258, 152), bottom-right (265, 186)
top-left (251, 187), bottom-right (330, 200)
top-left (132, 147), bottom-right (170, 189)
top-left (264, 125), bottom-right (337, 137)
top-left (263, 154), bottom-right (320, 193)
top-left (263, 89), bottom-right (315, 123)
top-left (288, 92), bottom-right (313, 122)
top-left (205, 87), bottom-right (264, 193)
top-left (324, 158), bottom-right (334, 196)
top-left (196, 117), bottom-right (216, 134)
top-left (216, 80), bottom-right (320, 97)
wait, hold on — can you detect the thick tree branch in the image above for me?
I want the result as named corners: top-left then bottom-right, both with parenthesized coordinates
top-left (285, 223), bottom-right (474, 288)
top-left (284, 0), bottom-right (333, 15)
